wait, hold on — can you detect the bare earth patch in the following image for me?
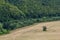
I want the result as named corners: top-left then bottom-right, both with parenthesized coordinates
top-left (0, 21), bottom-right (60, 40)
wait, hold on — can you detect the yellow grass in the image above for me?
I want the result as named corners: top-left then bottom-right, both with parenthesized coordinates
top-left (0, 21), bottom-right (60, 40)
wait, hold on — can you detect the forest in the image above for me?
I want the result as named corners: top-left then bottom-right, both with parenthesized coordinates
top-left (0, 0), bottom-right (60, 34)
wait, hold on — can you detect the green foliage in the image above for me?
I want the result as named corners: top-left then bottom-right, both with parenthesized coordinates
top-left (0, 23), bottom-right (3, 31)
top-left (0, 23), bottom-right (9, 34)
top-left (0, 0), bottom-right (60, 34)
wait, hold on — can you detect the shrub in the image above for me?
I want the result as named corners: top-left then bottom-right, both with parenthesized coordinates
top-left (43, 26), bottom-right (47, 31)
top-left (0, 23), bottom-right (9, 34)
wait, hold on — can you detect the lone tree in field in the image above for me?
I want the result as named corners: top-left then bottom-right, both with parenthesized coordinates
top-left (43, 26), bottom-right (47, 31)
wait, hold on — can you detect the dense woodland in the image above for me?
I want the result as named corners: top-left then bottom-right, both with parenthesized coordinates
top-left (0, 0), bottom-right (60, 34)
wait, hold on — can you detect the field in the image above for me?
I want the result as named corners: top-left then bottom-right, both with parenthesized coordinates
top-left (0, 21), bottom-right (60, 40)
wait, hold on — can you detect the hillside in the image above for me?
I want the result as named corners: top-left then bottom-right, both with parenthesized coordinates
top-left (0, 0), bottom-right (60, 34)
top-left (0, 21), bottom-right (60, 40)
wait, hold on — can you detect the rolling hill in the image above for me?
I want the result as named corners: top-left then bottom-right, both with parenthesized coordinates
top-left (0, 0), bottom-right (60, 34)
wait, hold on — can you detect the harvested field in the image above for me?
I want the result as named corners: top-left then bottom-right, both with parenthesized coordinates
top-left (0, 21), bottom-right (60, 40)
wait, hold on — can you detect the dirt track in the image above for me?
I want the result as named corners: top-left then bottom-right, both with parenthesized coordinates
top-left (0, 21), bottom-right (60, 40)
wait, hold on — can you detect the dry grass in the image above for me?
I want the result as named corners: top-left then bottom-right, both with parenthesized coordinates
top-left (0, 21), bottom-right (60, 40)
